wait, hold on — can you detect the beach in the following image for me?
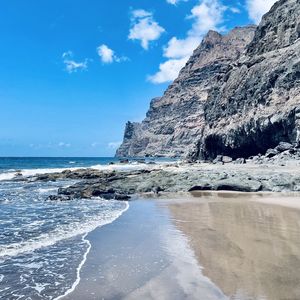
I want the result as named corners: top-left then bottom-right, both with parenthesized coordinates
top-left (63, 192), bottom-right (300, 300)
top-left (2, 158), bottom-right (300, 299)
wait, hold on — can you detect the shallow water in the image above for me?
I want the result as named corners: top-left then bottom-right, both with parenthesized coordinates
top-left (168, 192), bottom-right (300, 300)
top-left (65, 194), bottom-right (300, 300)
top-left (0, 158), bottom-right (129, 300)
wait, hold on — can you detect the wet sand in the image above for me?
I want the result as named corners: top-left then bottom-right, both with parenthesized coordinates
top-left (63, 192), bottom-right (300, 300)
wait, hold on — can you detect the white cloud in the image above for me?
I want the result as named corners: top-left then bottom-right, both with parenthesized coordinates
top-left (58, 142), bottom-right (71, 147)
top-left (187, 0), bottom-right (225, 37)
top-left (148, 57), bottom-right (189, 83)
top-left (62, 51), bottom-right (88, 73)
top-left (166, 0), bottom-right (188, 5)
top-left (128, 9), bottom-right (165, 50)
top-left (230, 7), bottom-right (241, 14)
top-left (97, 44), bottom-right (114, 63)
top-left (97, 44), bottom-right (128, 64)
top-left (163, 36), bottom-right (200, 59)
top-left (149, 0), bottom-right (226, 84)
top-left (246, 0), bottom-right (277, 24)
top-left (108, 141), bottom-right (122, 149)
top-left (132, 9), bottom-right (152, 18)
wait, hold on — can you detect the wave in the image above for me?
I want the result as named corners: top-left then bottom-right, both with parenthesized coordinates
top-left (0, 167), bottom-right (79, 181)
top-left (0, 160), bottom-right (174, 182)
top-left (36, 187), bottom-right (58, 194)
top-left (90, 163), bottom-right (149, 172)
top-left (0, 200), bottom-right (129, 260)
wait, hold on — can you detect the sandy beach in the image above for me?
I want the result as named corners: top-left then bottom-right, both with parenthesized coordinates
top-left (62, 192), bottom-right (300, 300)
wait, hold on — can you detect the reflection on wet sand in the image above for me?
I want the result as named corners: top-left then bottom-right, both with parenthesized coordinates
top-left (167, 192), bottom-right (300, 300)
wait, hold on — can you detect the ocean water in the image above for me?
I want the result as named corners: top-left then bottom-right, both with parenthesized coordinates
top-left (0, 157), bottom-right (130, 300)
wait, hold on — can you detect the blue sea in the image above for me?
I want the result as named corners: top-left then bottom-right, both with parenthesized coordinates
top-left (0, 157), bottom-right (131, 300)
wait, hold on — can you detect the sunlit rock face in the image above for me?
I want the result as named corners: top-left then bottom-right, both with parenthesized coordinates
top-left (116, 26), bottom-right (256, 158)
top-left (117, 0), bottom-right (300, 159)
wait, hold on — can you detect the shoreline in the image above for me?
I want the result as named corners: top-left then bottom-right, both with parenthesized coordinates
top-left (55, 201), bottom-right (130, 300)
top-left (61, 193), bottom-right (300, 300)
top-left (54, 233), bottom-right (92, 300)
top-left (62, 197), bottom-right (228, 300)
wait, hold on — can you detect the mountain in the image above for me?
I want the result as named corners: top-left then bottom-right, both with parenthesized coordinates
top-left (117, 0), bottom-right (300, 160)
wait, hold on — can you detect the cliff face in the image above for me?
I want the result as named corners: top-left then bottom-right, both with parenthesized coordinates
top-left (200, 0), bottom-right (300, 159)
top-left (117, 0), bottom-right (300, 159)
top-left (116, 26), bottom-right (256, 157)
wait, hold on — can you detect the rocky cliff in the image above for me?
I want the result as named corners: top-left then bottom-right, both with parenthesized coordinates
top-left (117, 0), bottom-right (300, 159)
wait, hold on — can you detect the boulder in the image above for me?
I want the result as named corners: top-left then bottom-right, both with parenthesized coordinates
top-left (213, 155), bottom-right (223, 164)
top-left (234, 158), bottom-right (246, 164)
top-left (189, 178), bottom-right (262, 192)
top-left (215, 178), bottom-right (262, 192)
top-left (275, 142), bottom-right (293, 153)
top-left (265, 148), bottom-right (279, 158)
top-left (222, 156), bottom-right (233, 163)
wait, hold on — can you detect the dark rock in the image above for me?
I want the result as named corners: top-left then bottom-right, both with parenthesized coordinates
top-left (48, 195), bottom-right (71, 201)
top-left (134, 159), bottom-right (146, 163)
top-left (275, 142), bottom-right (293, 152)
top-left (114, 194), bottom-right (131, 201)
top-left (265, 148), bottom-right (279, 158)
top-left (119, 159), bottom-right (129, 164)
top-left (189, 185), bottom-right (213, 191)
top-left (188, 178), bottom-right (262, 192)
top-left (152, 186), bottom-right (164, 194)
top-left (215, 179), bottom-right (262, 192)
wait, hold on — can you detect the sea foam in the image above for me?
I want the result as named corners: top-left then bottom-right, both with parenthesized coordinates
top-left (0, 200), bottom-right (129, 260)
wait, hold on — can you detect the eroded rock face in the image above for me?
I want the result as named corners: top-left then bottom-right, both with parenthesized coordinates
top-left (116, 26), bottom-right (256, 158)
top-left (117, 0), bottom-right (300, 160)
top-left (200, 0), bottom-right (300, 159)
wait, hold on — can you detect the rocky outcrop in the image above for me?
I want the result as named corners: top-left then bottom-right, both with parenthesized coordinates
top-left (117, 0), bottom-right (300, 160)
top-left (30, 154), bottom-right (300, 200)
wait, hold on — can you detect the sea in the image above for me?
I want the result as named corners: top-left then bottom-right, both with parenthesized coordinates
top-left (0, 157), bottom-right (140, 300)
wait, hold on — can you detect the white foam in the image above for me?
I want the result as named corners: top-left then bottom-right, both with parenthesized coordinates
top-left (32, 282), bottom-right (46, 294)
top-left (0, 164), bottom-right (142, 182)
top-left (54, 201), bottom-right (129, 300)
top-left (0, 166), bottom-right (85, 182)
top-left (36, 187), bottom-right (58, 194)
top-left (90, 163), bottom-right (150, 172)
top-left (0, 173), bottom-right (16, 181)
top-left (21, 167), bottom-right (78, 177)
top-left (0, 160), bottom-right (174, 182)
top-left (54, 234), bottom-right (91, 300)
top-left (0, 201), bottom-right (129, 260)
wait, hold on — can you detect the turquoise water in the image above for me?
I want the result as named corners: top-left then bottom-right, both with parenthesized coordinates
top-left (0, 157), bottom-right (118, 171)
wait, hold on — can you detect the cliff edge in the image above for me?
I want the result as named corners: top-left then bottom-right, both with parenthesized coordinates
top-left (117, 0), bottom-right (300, 159)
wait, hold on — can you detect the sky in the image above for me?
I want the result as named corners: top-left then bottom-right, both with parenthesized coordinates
top-left (0, 0), bottom-right (277, 157)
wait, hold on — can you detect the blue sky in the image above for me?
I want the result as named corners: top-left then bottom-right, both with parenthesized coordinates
top-left (0, 0), bottom-right (276, 156)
